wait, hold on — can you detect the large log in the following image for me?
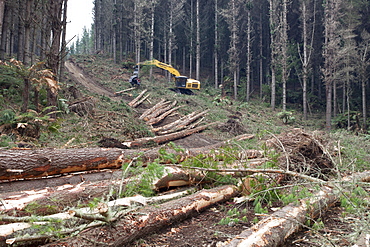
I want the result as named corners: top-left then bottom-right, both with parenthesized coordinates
top-left (139, 99), bottom-right (167, 120)
top-left (144, 100), bottom-right (177, 122)
top-left (222, 186), bottom-right (337, 247)
top-left (122, 122), bottom-right (216, 148)
top-left (41, 185), bottom-right (238, 247)
top-left (146, 105), bottom-right (182, 125)
top-left (0, 136), bottom-right (260, 182)
top-left (0, 148), bottom-right (136, 181)
top-left (221, 170), bottom-right (370, 247)
top-left (0, 166), bottom-right (208, 212)
top-left (153, 110), bottom-right (209, 135)
top-left (128, 89), bottom-right (148, 107)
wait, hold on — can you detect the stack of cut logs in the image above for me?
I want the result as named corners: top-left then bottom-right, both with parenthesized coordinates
top-left (122, 90), bottom-right (215, 148)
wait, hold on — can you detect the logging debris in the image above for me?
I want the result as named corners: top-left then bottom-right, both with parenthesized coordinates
top-left (38, 185), bottom-right (238, 247)
top-left (68, 96), bottom-right (96, 116)
top-left (266, 128), bottom-right (334, 180)
top-left (217, 115), bottom-right (246, 136)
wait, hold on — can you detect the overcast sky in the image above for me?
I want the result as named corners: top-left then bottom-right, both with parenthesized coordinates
top-left (66, 0), bottom-right (94, 43)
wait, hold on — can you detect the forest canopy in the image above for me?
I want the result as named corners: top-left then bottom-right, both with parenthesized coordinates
top-left (0, 0), bottom-right (369, 132)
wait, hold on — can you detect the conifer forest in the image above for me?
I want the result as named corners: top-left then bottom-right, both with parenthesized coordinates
top-left (0, 0), bottom-right (370, 131)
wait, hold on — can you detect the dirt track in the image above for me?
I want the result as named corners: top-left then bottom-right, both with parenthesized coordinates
top-left (65, 61), bottom-right (117, 100)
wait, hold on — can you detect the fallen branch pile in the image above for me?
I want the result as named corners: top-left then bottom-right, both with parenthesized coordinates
top-left (121, 93), bottom-right (217, 147)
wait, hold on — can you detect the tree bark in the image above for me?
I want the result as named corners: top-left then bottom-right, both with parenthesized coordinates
top-left (196, 0), bottom-right (200, 81)
top-left (146, 105), bottom-right (182, 125)
top-left (222, 187), bottom-right (337, 247)
top-left (41, 185), bottom-right (238, 247)
top-left (0, 148), bottom-right (131, 181)
top-left (143, 100), bottom-right (177, 122)
top-left (0, 136), bottom-right (257, 181)
top-left (0, 188), bottom-right (197, 240)
top-left (222, 170), bottom-right (370, 247)
top-left (122, 122), bottom-right (216, 148)
top-left (128, 89), bottom-right (148, 107)
top-left (0, 0), bottom-right (4, 41)
top-left (139, 99), bottom-right (167, 120)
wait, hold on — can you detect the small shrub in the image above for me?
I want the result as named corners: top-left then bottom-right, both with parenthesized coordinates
top-left (276, 111), bottom-right (295, 124)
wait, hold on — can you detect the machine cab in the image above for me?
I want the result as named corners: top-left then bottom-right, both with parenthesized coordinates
top-left (175, 76), bottom-right (200, 90)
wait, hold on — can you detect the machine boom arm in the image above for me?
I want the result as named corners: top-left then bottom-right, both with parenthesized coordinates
top-left (138, 59), bottom-right (181, 77)
top-left (137, 59), bottom-right (200, 92)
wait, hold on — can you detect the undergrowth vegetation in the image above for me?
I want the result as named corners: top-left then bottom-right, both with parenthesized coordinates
top-left (0, 55), bottom-right (369, 246)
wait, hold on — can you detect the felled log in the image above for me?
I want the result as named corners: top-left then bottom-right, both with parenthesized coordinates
top-left (0, 189), bottom-right (196, 244)
top-left (144, 100), bottom-right (177, 122)
top-left (0, 135), bottom-right (259, 182)
top-left (128, 89), bottom-right (147, 107)
top-left (154, 166), bottom-right (209, 189)
top-left (222, 186), bottom-right (337, 247)
top-left (0, 166), bottom-right (207, 218)
top-left (139, 99), bottom-right (167, 120)
top-left (152, 110), bottom-right (209, 135)
top-left (221, 170), bottom-right (370, 247)
top-left (41, 185), bottom-right (238, 247)
top-left (146, 105), bottom-right (182, 125)
top-left (0, 148), bottom-right (134, 181)
top-left (114, 87), bottom-right (135, 95)
top-left (131, 92), bottom-right (151, 107)
top-left (122, 122), bottom-right (216, 148)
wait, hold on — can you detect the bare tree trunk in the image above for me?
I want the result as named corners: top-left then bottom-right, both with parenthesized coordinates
top-left (359, 31), bottom-right (369, 131)
top-left (299, 0), bottom-right (316, 121)
top-left (16, 0), bottom-right (24, 62)
top-left (134, 1), bottom-right (141, 64)
top-left (224, 0), bottom-right (239, 100)
top-left (214, 0), bottom-right (219, 89)
top-left (0, 0), bottom-right (4, 41)
top-left (149, 0), bottom-right (157, 82)
top-left (23, 0), bottom-right (32, 65)
top-left (21, 78), bottom-right (30, 113)
top-left (246, 4), bottom-right (252, 102)
top-left (362, 78), bottom-right (367, 131)
top-left (189, 0), bottom-right (193, 79)
top-left (281, 0), bottom-right (288, 111)
top-left (0, 1), bottom-right (11, 60)
top-left (196, 0), bottom-right (200, 81)
top-left (302, 42), bottom-right (308, 121)
top-left (269, 0), bottom-right (278, 110)
top-left (323, 0), bottom-right (342, 132)
top-left (58, 0), bottom-right (67, 81)
top-left (259, 12), bottom-right (263, 99)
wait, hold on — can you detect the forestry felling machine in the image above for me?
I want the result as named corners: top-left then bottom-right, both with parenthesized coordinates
top-left (131, 59), bottom-right (201, 94)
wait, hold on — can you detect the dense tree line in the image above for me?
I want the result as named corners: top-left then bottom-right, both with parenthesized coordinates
top-left (0, 0), bottom-right (66, 113)
top-left (1, 0), bottom-right (370, 132)
top-left (79, 0), bottom-right (370, 131)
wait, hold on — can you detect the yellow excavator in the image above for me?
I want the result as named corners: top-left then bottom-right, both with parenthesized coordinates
top-left (137, 59), bottom-right (200, 94)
